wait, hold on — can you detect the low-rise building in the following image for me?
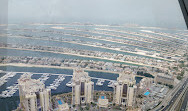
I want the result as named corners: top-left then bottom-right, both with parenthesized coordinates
top-left (56, 99), bottom-right (69, 111)
top-left (155, 73), bottom-right (174, 86)
top-left (97, 93), bottom-right (109, 108)
top-left (139, 78), bottom-right (154, 89)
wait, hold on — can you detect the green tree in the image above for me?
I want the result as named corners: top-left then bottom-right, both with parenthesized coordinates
top-left (177, 75), bottom-right (182, 80)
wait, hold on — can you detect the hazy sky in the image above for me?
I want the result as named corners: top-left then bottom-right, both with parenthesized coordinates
top-left (3, 0), bottom-right (187, 29)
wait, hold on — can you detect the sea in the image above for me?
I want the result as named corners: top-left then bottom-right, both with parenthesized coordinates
top-left (0, 24), bottom-right (187, 111)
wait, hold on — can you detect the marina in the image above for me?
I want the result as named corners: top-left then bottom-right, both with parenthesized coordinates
top-left (0, 69), bottom-right (143, 99)
top-left (0, 84), bottom-right (18, 98)
top-left (47, 75), bottom-right (65, 90)
top-left (0, 72), bottom-right (16, 87)
top-left (0, 66), bottom-right (144, 111)
top-left (0, 73), bottom-right (33, 98)
top-left (0, 71), bottom-right (121, 98)
top-left (38, 73), bottom-right (50, 83)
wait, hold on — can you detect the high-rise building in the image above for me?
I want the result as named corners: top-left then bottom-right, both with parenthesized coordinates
top-left (18, 74), bottom-right (51, 111)
top-left (113, 71), bottom-right (137, 107)
top-left (72, 68), bottom-right (94, 105)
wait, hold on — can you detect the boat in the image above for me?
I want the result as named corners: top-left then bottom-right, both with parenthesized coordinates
top-left (7, 86), bottom-right (13, 89)
top-left (59, 77), bottom-right (65, 81)
top-left (96, 79), bottom-right (105, 86)
top-left (47, 85), bottom-right (56, 90)
top-left (108, 81), bottom-right (115, 88)
top-left (66, 80), bottom-right (73, 87)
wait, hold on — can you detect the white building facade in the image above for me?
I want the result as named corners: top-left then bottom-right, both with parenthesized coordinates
top-left (72, 68), bottom-right (94, 105)
top-left (113, 71), bottom-right (137, 108)
top-left (139, 78), bottom-right (154, 89)
top-left (18, 74), bottom-right (51, 111)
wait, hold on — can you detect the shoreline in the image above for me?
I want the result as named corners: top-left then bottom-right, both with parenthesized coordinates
top-left (0, 35), bottom-right (173, 61)
top-left (95, 28), bottom-right (186, 42)
top-left (0, 63), bottom-right (149, 78)
top-left (51, 26), bottom-right (184, 56)
top-left (3, 28), bottom-right (177, 55)
top-left (0, 47), bottom-right (164, 69)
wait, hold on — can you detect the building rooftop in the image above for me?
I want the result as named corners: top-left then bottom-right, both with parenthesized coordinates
top-left (56, 99), bottom-right (69, 111)
top-left (157, 73), bottom-right (174, 79)
top-left (117, 71), bottom-right (136, 84)
top-left (18, 73), bottom-right (45, 96)
top-left (73, 68), bottom-right (90, 81)
top-left (98, 95), bottom-right (109, 108)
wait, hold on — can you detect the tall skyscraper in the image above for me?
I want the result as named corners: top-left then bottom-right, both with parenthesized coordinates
top-left (113, 71), bottom-right (137, 108)
top-left (72, 68), bottom-right (94, 105)
top-left (18, 74), bottom-right (51, 111)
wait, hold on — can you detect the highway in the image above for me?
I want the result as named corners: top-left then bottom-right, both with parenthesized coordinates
top-left (180, 89), bottom-right (188, 111)
top-left (161, 77), bottom-right (188, 111)
top-left (151, 76), bottom-right (188, 111)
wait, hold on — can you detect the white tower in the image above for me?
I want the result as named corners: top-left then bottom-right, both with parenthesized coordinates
top-left (72, 68), bottom-right (94, 105)
top-left (18, 74), bottom-right (51, 111)
top-left (113, 71), bottom-right (137, 107)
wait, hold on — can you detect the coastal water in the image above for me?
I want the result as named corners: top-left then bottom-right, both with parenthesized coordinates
top-left (1, 24), bottom-right (173, 56)
top-left (0, 24), bottom-right (186, 111)
top-left (0, 48), bottom-right (143, 67)
top-left (0, 66), bottom-right (142, 111)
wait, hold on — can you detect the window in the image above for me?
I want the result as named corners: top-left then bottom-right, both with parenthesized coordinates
top-left (122, 84), bottom-right (127, 97)
top-left (81, 82), bottom-right (85, 96)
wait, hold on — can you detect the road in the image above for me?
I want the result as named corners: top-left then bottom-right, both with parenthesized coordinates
top-left (180, 88), bottom-right (188, 111)
top-left (151, 76), bottom-right (188, 111)
top-left (161, 77), bottom-right (188, 111)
